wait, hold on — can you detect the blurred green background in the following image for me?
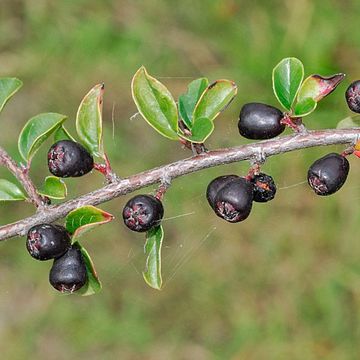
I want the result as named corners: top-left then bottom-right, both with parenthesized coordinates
top-left (1, 0), bottom-right (360, 359)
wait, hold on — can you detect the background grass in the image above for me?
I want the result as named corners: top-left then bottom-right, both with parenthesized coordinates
top-left (1, 0), bottom-right (360, 359)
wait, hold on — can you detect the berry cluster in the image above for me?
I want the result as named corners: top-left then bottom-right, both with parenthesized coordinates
top-left (26, 224), bottom-right (87, 293)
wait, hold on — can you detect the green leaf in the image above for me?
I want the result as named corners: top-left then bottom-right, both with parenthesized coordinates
top-left (65, 205), bottom-right (114, 240)
top-left (193, 80), bottom-right (237, 121)
top-left (178, 78), bottom-right (209, 129)
top-left (76, 84), bottom-right (104, 157)
top-left (0, 179), bottom-right (26, 201)
top-left (75, 242), bottom-right (102, 296)
top-left (178, 117), bottom-right (214, 143)
top-left (297, 73), bottom-right (345, 103)
top-left (272, 57), bottom-right (304, 111)
top-left (38, 176), bottom-right (67, 199)
top-left (143, 225), bottom-right (164, 290)
top-left (293, 98), bottom-right (317, 117)
top-left (0, 77), bottom-right (23, 113)
top-left (131, 66), bottom-right (179, 140)
top-left (336, 115), bottom-right (360, 129)
top-left (54, 125), bottom-right (75, 142)
top-left (18, 113), bottom-right (67, 162)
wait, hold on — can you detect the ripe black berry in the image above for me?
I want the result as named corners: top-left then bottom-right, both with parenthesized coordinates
top-left (49, 246), bottom-right (88, 293)
top-left (251, 173), bottom-right (277, 203)
top-left (307, 153), bottom-right (350, 196)
top-left (123, 194), bottom-right (164, 232)
top-left (238, 102), bottom-right (285, 139)
top-left (210, 177), bottom-right (253, 223)
top-left (206, 174), bottom-right (239, 209)
top-left (48, 140), bottom-right (94, 178)
top-left (26, 224), bottom-right (71, 261)
top-left (345, 80), bottom-right (360, 113)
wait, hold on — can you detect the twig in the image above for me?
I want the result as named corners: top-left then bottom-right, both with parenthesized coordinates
top-left (0, 146), bottom-right (46, 208)
top-left (0, 128), bottom-right (359, 241)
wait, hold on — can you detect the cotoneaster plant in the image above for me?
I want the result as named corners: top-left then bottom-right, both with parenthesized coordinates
top-left (0, 57), bottom-right (360, 294)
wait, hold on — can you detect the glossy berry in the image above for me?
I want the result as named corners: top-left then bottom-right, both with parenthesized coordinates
top-left (48, 140), bottom-right (94, 178)
top-left (123, 194), bottom-right (164, 232)
top-left (238, 102), bottom-right (285, 139)
top-left (209, 177), bottom-right (253, 223)
top-left (251, 173), bottom-right (277, 203)
top-left (345, 80), bottom-right (360, 113)
top-left (308, 153), bottom-right (350, 196)
top-left (26, 224), bottom-right (71, 261)
top-left (49, 246), bottom-right (87, 293)
top-left (206, 174), bottom-right (239, 209)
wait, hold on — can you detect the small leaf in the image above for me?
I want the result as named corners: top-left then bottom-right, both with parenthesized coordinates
top-left (54, 125), bottom-right (75, 142)
top-left (293, 98), bottom-right (317, 117)
top-left (75, 242), bottom-right (102, 296)
top-left (179, 78), bottom-right (209, 129)
top-left (18, 113), bottom-right (67, 162)
top-left (131, 66), bottom-right (179, 140)
top-left (38, 176), bottom-right (67, 199)
top-left (297, 73), bottom-right (345, 103)
top-left (65, 205), bottom-right (114, 240)
top-left (0, 179), bottom-right (26, 201)
top-left (143, 225), bottom-right (164, 290)
top-left (178, 117), bottom-right (214, 143)
top-left (0, 77), bottom-right (23, 113)
top-left (193, 80), bottom-right (237, 121)
top-left (76, 84), bottom-right (104, 157)
top-left (272, 57), bottom-right (304, 111)
top-left (336, 115), bottom-right (360, 129)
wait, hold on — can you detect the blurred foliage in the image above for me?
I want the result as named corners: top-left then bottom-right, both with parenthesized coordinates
top-left (1, 0), bottom-right (360, 359)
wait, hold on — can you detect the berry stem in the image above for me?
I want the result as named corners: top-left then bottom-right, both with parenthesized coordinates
top-left (94, 153), bottom-right (119, 183)
top-left (281, 114), bottom-right (308, 134)
top-left (1, 128), bottom-right (360, 241)
top-left (0, 146), bottom-right (47, 208)
top-left (155, 177), bottom-right (171, 200)
top-left (341, 146), bottom-right (354, 157)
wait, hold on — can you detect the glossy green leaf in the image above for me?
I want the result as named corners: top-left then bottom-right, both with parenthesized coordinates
top-left (75, 242), bottom-right (102, 296)
top-left (297, 73), bottom-right (345, 103)
top-left (38, 176), bottom-right (67, 199)
top-left (193, 80), bottom-right (237, 121)
top-left (0, 179), bottom-right (26, 201)
top-left (54, 125), bottom-right (75, 142)
top-left (131, 66), bottom-right (179, 140)
top-left (18, 113), bottom-right (67, 162)
top-left (143, 225), bottom-right (164, 290)
top-left (76, 84), bottom-right (104, 157)
top-left (272, 57), bottom-right (304, 111)
top-left (178, 117), bottom-right (214, 143)
top-left (336, 115), bottom-right (360, 129)
top-left (293, 98), bottom-right (317, 117)
top-left (179, 78), bottom-right (209, 129)
top-left (0, 78), bottom-right (23, 113)
top-left (65, 205), bottom-right (114, 240)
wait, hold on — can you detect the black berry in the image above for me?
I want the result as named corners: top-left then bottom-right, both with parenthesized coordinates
top-left (206, 174), bottom-right (239, 209)
top-left (123, 194), bottom-right (164, 232)
top-left (251, 173), bottom-right (277, 203)
top-left (26, 224), bottom-right (71, 261)
top-left (238, 102), bottom-right (285, 139)
top-left (48, 140), bottom-right (94, 178)
top-left (49, 246), bottom-right (88, 293)
top-left (210, 177), bottom-right (253, 223)
top-left (308, 153), bottom-right (350, 196)
top-left (345, 80), bottom-right (360, 113)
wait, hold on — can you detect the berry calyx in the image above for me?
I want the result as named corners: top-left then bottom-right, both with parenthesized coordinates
top-left (307, 153), bottom-right (350, 196)
top-left (251, 173), bottom-right (277, 202)
top-left (345, 80), bottom-right (360, 113)
top-left (48, 140), bottom-right (94, 178)
top-left (122, 194), bottom-right (164, 232)
top-left (26, 224), bottom-right (71, 261)
top-left (206, 174), bottom-right (239, 209)
top-left (238, 102), bottom-right (285, 139)
top-left (49, 246), bottom-right (88, 293)
top-left (208, 176), bottom-right (253, 223)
